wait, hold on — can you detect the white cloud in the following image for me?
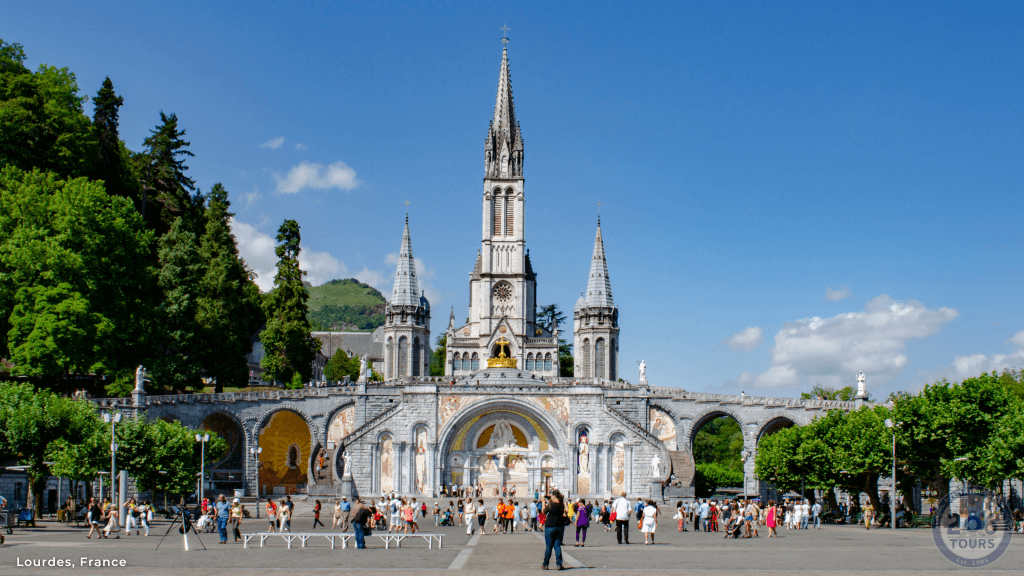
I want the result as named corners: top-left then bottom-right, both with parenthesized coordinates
top-left (949, 330), bottom-right (1024, 380)
top-left (294, 143), bottom-right (307, 150)
top-left (260, 137), bottom-right (285, 149)
top-left (722, 326), bottom-right (765, 351)
top-left (230, 218), bottom-right (348, 291)
top-left (241, 189), bottom-right (261, 209)
top-left (353, 267), bottom-right (388, 293)
top-left (747, 294), bottom-right (958, 388)
top-left (274, 161), bottom-right (360, 194)
top-left (825, 285), bottom-right (852, 302)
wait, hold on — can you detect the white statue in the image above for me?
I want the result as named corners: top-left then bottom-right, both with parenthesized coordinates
top-left (578, 434), bottom-right (590, 474)
top-left (134, 365), bottom-right (146, 392)
top-left (358, 355), bottom-right (368, 382)
top-left (651, 454), bottom-right (662, 479)
top-left (341, 450), bottom-right (351, 477)
top-left (856, 371), bottom-right (867, 397)
top-left (639, 359), bottom-right (647, 382)
top-left (486, 419), bottom-right (517, 449)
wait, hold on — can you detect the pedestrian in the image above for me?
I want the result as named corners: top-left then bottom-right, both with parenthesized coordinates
top-left (457, 498), bottom-right (465, 526)
top-left (140, 499), bottom-right (152, 536)
top-left (698, 499), bottom-right (710, 532)
top-left (801, 500), bottom-right (811, 530)
top-left (122, 497), bottom-right (138, 536)
top-left (433, 502), bottom-right (441, 526)
top-left (465, 498), bottom-right (477, 535)
top-left (313, 499), bottom-right (324, 529)
top-left (811, 500), bottom-right (822, 529)
top-left (574, 498), bottom-right (590, 547)
top-left (530, 499), bottom-right (539, 532)
top-left (102, 497), bottom-right (121, 539)
top-left (612, 490), bottom-right (631, 544)
top-left (339, 496), bottom-right (351, 530)
top-left (476, 498), bottom-right (488, 535)
top-left (266, 499), bottom-right (278, 533)
top-left (404, 499), bottom-right (418, 533)
top-left (641, 499), bottom-right (658, 545)
top-left (541, 489), bottom-right (567, 570)
top-left (793, 498), bottom-right (804, 529)
top-left (766, 500), bottom-right (778, 537)
top-left (744, 499), bottom-right (760, 538)
top-left (230, 498), bottom-right (244, 542)
top-left (351, 501), bottom-right (371, 549)
top-left (278, 499), bottom-right (290, 532)
top-left (86, 498), bottom-right (103, 539)
top-left (215, 494), bottom-right (231, 544)
top-left (863, 503), bottom-right (874, 530)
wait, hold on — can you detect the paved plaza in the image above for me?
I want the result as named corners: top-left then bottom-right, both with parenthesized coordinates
top-left (1, 506), bottom-right (1021, 575)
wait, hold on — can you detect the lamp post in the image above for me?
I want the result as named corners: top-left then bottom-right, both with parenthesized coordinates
top-left (102, 412), bottom-right (122, 511)
top-left (250, 446), bottom-right (263, 518)
top-left (884, 419), bottom-right (902, 530)
top-left (195, 433), bottom-right (209, 505)
top-left (740, 452), bottom-right (748, 499)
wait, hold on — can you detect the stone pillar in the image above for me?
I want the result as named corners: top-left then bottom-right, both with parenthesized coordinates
top-left (626, 444), bottom-right (634, 495)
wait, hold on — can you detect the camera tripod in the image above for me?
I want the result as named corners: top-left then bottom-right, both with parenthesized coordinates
top-left (155, 509), bottom-right (206, 551)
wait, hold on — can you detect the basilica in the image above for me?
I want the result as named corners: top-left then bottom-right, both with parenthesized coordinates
top-left (379, 41), bottom-right (619, 383)
top-left (103, 41), bottom-right (860, 503)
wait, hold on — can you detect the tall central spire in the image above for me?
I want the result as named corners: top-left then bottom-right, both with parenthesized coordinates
top-left (390, 215), bottom-right (421, 306)
top-left (485, 39), bottom-right (524, 178)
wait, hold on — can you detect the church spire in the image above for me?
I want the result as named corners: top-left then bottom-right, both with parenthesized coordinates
top-left (585, 220), bottom-right (614, 308)
top-left (485, 38), bottom-right (523, 178)
top-left (390, 215), bottom-right (421, 306)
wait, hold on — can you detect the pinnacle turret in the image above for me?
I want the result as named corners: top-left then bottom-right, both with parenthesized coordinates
top-left (585, 221), bottom-right (614, 308)
top-left (390, 216), bottom-right (421, 307)
top-left (485, 43), bottom-right (524, 178)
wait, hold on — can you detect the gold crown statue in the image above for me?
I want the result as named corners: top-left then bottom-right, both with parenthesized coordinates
top-left (487, 336), bottom-right (518, 368)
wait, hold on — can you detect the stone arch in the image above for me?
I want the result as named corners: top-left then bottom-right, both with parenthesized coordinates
top-left (397, 336), bottom-right (408, 378)
top-left (200, 411), bottom-right (245, 470)
top-left (686, 406), bottom-right (749, 452)
top-left (581, 338), bottom-right (591, 378)
top-left (756, 416), bottom-right (797, 443)
top-left (411, 423), bottom-right (431, 495)
top-left (437, 398), bottom-right (565, 456)
top-left (256, 408), bottom-right (312, 495)
top-left (412, 336), bottom-right (421, 377)
top-left (324, 401), bottom-right (358, 445)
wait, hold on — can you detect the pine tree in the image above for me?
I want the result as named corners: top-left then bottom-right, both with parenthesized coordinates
top-left (260, 220), bottom-right (319, 387)
top-left (197, 183), bottom-right (265, 392)
top-left (138, 112), bottom-right (201, 234)
top-left (153, 218), bottom-right (205, 392)
top-left (90, 77), bottom-right (137, 201)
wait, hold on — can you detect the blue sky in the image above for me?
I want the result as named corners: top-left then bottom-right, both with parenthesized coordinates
top-left (6, 1), bottom-right (1023, 398)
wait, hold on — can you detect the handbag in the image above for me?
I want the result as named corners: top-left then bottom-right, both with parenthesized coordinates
top-left (609, 512), bottom-right (617, 522)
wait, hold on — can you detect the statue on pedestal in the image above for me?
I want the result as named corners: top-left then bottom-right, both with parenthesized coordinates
top-left (134, 365), bottom-right (146, 392)
top-left (358, 355), bottom-right (368, 382)
top-left (856, 371), bottom-right (867, 398)
top-left (639, 359), bottom-right (647, 383)
top-left (651, 454), bottom-right (662, 479)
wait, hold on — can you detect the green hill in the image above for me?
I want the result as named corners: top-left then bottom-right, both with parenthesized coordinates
top-left (306, 279), bottom-right (387, 331)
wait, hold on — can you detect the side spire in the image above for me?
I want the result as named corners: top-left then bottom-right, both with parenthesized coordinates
top-left (585, 219), bottom-right (614, 308)
top-left (390, 216), bottom-right (421, 306)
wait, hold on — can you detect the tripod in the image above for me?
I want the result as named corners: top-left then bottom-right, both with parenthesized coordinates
top-left (156, 509), bottom-right (206, 551)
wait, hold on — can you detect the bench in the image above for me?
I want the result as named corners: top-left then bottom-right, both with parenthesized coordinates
top-left (243, 532), bottom-right (353, 549)
top-left (378, 533), bottom-right (443, 549)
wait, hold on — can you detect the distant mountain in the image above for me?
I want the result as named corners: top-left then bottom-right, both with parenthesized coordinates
top-left (306, 279), bottom-right (387, 332)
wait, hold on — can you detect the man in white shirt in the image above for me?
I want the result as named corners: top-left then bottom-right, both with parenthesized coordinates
top-left (612, 491), bottom-right (631, 544)
top-left (811, 501), bottom-right (822, 529)
top-left (801, 500), bottom-right (811, 530)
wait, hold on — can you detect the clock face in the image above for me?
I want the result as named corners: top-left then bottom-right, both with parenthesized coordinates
top-left (493, 282), bottom-right (513, 302)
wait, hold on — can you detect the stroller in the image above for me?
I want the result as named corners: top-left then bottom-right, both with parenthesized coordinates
top-left (440, 510), bottom-right (455, 526)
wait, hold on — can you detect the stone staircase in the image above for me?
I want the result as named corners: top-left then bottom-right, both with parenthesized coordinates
top-left (667, 449), bottom-right (696, 486)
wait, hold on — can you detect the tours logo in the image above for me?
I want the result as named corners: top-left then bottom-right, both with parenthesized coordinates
top-left (932, 486), bottom-right (1012, 567)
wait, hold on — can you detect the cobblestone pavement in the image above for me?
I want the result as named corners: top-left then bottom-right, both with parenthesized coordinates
top-left (1, 513), bottom-right (1021, 575)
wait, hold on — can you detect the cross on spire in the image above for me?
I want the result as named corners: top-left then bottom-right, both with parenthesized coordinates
top-left (500, 24), bottom-right (510, 46)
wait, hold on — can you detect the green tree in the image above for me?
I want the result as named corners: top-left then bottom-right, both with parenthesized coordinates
top-left (325, 348), bottom-right (360, 381)
top-left (260, 220), bottom-right (319, 386)
top-left (196, 184), bottom-right (264, 392)
top-left (152, 218), bottom-right (205, 392)
top-left (694, 462), bottom-right (744, 498)
top-left (693, 416), bottom-right (744, 471)
top-left (0, 168), bottom-right (156, 385)
top-left (0, 38), bottom-right (98, 181)
top-left (89, 76), bottom-right (138, 203)
top-left (536, 304), bottom-right (566, 333)
top-left (137, 111), bottom-right (200, 234)
top-left (801, 384), bottom-right (858, 401)
top-left (430, 334), bottom-right (447, 376)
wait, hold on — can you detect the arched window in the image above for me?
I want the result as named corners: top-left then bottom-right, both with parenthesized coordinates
top-left (582, 339), bottom-right (591, 379)
top-left (526, 353), bottom-right (534, 370)
top-left (609, 338), bottom-right (617, 381)
top-left (505, 191), bottom-right (514, 236)
top-left (493, 193), bottom-right (503, 236)
top-left (397, 336), bottom-right (408, 378)
top-left (412, 337), bottom-right (421, 377)
top-left (544, 353), bottom-right (553, 371)
top-left (471, 352), bottom-right (480, 370)
top-left (386, 337), bottom-right (394, 379)
top-left (595, 338), bottom-right (606, 380)
top-left (453, 353), bottom-right (462, 371)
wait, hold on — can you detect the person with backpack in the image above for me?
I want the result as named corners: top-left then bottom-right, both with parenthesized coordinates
top-left (541, 489), bottom-right (567, 570)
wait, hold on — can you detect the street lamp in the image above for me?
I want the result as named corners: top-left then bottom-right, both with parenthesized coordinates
top-left (102, 412), bottom-right (122, 511)
top-left (195, 433), bottom-right (210, 505)
top-left (884, 419), bottom-right (902, 530)
top-left (740, 452), bottom-right (748, 499)
top-left (250, 446), bottom-right (263, 518)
